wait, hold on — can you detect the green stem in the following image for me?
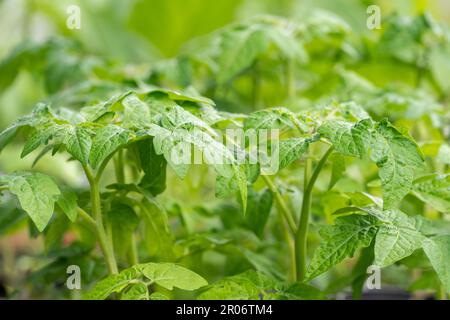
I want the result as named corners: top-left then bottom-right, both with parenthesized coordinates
top-left (83, 165), bottom-right (118, 275)
top-left (114, 149), bottom-right (125, 184)
top-left (76, 207), bottom-right (96, 227)
top-left (262, 175), bottom-right (297, 235)
top-left (295, 146), bottom-right (333, 282)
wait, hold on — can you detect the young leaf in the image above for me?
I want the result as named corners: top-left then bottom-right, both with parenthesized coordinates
top-left (328, 153), bottom-right (346, 190)
top-left (198, 270), bottom-right (278, 300)
top-left (274, 283), bottom-right (324, 300)
top-left (56, 185), bottom-right (78, 222)
top-left (275, 137), bottom-right (312, 171)
top-left (413, 174), bottom-right (450, 213)
top-left (422, 235), bottom-right (450, 292)
top-left (122, 94), bottom-right (151, 129)
top-left (138, 263), bottom-right (208, 291)
top-left (149, 292), bottom-right (169, 300)
top-left (136, 139), bottom-right (167, 196)
top-left (370, 120), bottom-right (424, 209)
top-left (21, 125), bottom-right (58, 158)
top-left (0, 103), bottom-right (53, 153)
top-left (429, 43), bottom-right (450, 94)
top-left (0, 172), bottom-right (60, 232)
top-left (89, 125), bottom-right (130, 169)
top-left (244, 107), bottom-right (306, 132)
top-left (84, 267), bottom-right (141, 300)
top-left (121, 283), bottom-right (149, 300)
top-left (305, 214), bottom-right (378, 281)
top-left (245, 187), bottom-right (273, 237)
top-left (318, 121), bottom-right (362, 157)
top-left (319, 119), bottom-right (424, 209)
top-left (44, 211), bottom-right (70, 252)
top-left (217, 26), bottom-right (269, 84)
top-left (63, 126), bottom-right (92, 165)
top-left (365, 208), bottom-right (425, 267)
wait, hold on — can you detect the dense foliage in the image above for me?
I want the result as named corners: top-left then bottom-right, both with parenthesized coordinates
top-left (0, 9), bottom-right (449, 300)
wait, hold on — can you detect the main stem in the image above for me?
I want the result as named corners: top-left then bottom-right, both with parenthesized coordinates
top-left (295, 147), bottom-right (333, 281)
top-left (84, 166), bottom-right (118, 275)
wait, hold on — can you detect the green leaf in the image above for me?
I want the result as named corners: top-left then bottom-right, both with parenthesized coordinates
top-left (328, 153), bottom-right (346, 190)
top-left (422, 235), bottom-right (450, 292)
top-left (318, 121), bottom-right (362, 157)
top-left (122, 94), bottom-right (151, 129)
top-left (56, 186), bottom-right (78, 222)
top-left (84, 267), bottom-right (141, 300)
top-left (370, 120), bottom-right (424, 209)
top-left (0, 172), bottom-right (60, 232)
top-left (305, 214), bottom-right (378, 280)
top-left (275, 137), bottom-right (312, 171)
top-left (142, 85), bottom-right (215, 106)
top-left (136, 139), bottom-right (167, 196)
top-left (413, 174), bottom-right (450, 213)
top-left (241, 248), bottom-right (284, 280)
top-left (198, 270), bottom-right (278, 300)
top-left (21, 125), bottom-right (58, 158)
top-left (89, 262), bottom-right (207, 300)
top-left (0, 103), bottom-right (53, 153)
top-left (145, 124), bottom-right (247, 209)
top-left (429, 43), bottom-right (450, 94)
top-left (89, 125), bottom-right (130, 169)
top-left (275, 283), bottom-right (324, 300)
top-left (319, 119), bottom-right (424, 209)
top-left (217, 26), bottom-right (269, 84)
top-left (138, 263), bottom-right (208, 291)
top-left (265, 24), bottom-right (308, 62)
top-left (244, 107), bottom-right (306, 131)
top-left (149, 292), bottom-right (169, 300)
top-left (215, 164), bottom-right (248, 211)
top-left (44, 211), bottom-right (70, 252)
top-left (161, 105), bottom-right (214, 135)
top-left (121, 283), bottom-right (149, 300)
top-left (146, 124), bottom-right (190, 179)
top-left (365, 207), bottom-right (425, 267)
top-left (63, 126), bottom-right (92, 165)
top-left (245, 187), bottom-right (273, 237)
top-left (0, 206), bottom-right (26, 235)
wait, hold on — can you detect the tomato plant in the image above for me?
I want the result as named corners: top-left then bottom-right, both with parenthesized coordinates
top-left (0, 3), bottom-right (449, 300)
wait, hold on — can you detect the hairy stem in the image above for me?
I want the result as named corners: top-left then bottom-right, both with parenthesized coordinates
top-left (262, 175), bottom-right (297, 235)
top-left (83, 165), bottom-right (118, 275)
top-left (295, 147), bottom-right (333, 282)
top-left (114, 149), bottom-right (125, 184)
top-left (76, 207), bottom-right (96, 227)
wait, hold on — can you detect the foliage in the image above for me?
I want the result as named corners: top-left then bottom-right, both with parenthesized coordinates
top-left (0, 4), bottom-right (449, 300)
